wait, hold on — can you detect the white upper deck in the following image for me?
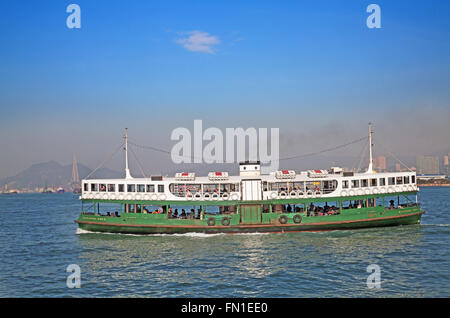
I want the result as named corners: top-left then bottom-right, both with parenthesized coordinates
top-left (80, 161), bottom-right (418, 202)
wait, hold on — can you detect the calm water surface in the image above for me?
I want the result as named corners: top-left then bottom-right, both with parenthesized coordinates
top-left (0, 188), bottom-right (449, 297)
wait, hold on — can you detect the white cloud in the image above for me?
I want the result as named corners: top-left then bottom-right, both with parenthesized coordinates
top-left (175, 31), bottom-right (220, 54)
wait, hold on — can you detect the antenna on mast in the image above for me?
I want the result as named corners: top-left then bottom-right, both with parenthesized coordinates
top-left (366, 123), bottom-right (374, 174)
top-left (124, 128), bottom-right (133, 179)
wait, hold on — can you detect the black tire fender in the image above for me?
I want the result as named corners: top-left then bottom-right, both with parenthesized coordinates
top-left (279, 215), bottom-right (288, 224)
top-left (293, 214), bottom-right (302, 224)
top-left (221, 217), bottom-right (230, 226)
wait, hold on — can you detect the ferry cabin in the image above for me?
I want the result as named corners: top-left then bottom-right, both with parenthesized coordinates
top-left (76, 162), bottom-right (423, 234)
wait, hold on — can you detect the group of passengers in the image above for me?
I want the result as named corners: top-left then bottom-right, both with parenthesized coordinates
top-left (307, 203), bottom-right (339, 217)
top-left (180, 188), bottom-right (229, 197)
top-left (168, 207), bottom-right (203, 220)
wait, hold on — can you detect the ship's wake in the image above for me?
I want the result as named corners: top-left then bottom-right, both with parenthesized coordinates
top-left (75, 228), bottom-right (270, 237)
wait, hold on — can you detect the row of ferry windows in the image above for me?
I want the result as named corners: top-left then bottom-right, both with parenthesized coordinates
top-left (342, 176), bottom-right (415, 189)
top-left (84, 183), bottom-right (165, 193)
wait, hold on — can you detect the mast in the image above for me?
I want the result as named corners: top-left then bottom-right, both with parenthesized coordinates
top-left (366, 123), bottom-right (374, 174)
top-left (124, 128), bottom-right (132, 179)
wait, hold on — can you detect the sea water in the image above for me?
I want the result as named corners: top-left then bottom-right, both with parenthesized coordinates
top-left (0, 187), bottom-right (448, 297)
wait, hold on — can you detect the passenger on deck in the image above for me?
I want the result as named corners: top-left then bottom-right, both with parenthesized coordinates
top-left (173, 209), bottom-right (178, 218)
top-left (287, 205), bottom-right (292, 213)
top-left (180, 209), bottom-right (187, 218)
top-left (390, 200), bottom-right (395, 209)
top-left (190, 209), bottom-right (195, 219)
top-left (168, 207), bottom-right (173, 218)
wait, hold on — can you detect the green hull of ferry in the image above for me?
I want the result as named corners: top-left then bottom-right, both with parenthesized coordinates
top-left (75, 192), bottom-right (424, 234)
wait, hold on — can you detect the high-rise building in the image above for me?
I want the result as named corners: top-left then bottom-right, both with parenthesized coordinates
top-left (416, 156), bottom-right (440, 175)
top-left (444, 155), bottom-right (449, 166)
top-left (373, 156), bottom-right (387, 172)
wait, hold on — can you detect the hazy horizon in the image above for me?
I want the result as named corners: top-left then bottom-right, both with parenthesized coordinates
top-left (1, 0), bottom-right (449, 179)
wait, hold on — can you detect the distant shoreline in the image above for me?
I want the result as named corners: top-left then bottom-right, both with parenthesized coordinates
top-left (419, 184), bottom-right (450, 187)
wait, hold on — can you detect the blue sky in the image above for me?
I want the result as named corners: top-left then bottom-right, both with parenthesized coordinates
top-left (0, 0), bottom-right (449, 178)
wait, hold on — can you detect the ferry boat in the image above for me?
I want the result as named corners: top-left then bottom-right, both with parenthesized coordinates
top-left (75, 126), bottom-right (424, 234)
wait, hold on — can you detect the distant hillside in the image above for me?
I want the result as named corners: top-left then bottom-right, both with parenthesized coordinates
top-left (0, 161), bottom-right (122, 189)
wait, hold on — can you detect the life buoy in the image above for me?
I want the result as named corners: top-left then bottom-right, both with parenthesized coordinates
top-left (341, 191), bottom-right (347, 197)
top-left (279, 215), bottom-right (288, 224)
top-left (279, 191), bottom-right (287, 199)
top-left (186, 193), bottom-right (193, 200)
top-left (289, 191), bottom-right (297, 198)
top-left (222, 193), bottom-right (229, 200)
top-left (212, 193), bottom-right (219, 200)
top-left (126, 194), bottom-right (132, 200)
top-left (118, 194), bottom-right (124, 200)
top-left (380, 188), bottom-right (386, 194)
top-left (203, 193), bottom-right (211, 200)
top-left (297, 191), bottom-right (305, 198)
top-left (207, 218), bottom-right (216, 226)
top-left (135, 194), bottom-right (142, 200)
top-left (194, 193), bottom-right (202, 199)
top-left (231, 193), bottom-right (239, 201)
top-left (270, 192), bottom-right (278, 199)
top-left (314, 190), bottom-right (322, 197)
top-left (395, 186), bottom-right (400, 193)
top-left (364, 189), bottom-right (370, 195)
top-left (293, 214), bottom-right (302, 224)
top-left (357, 189), bottom-right (363, 196)
top-left (388, 187), bottom-right (394, 193)
top-left (306, 190), bottom-right (314, 198)
top-left (150, 193), bottom-right (158, 200)
top-left (158, 194), bottom-right (166, 200)
top-left (221, 217), bottom-right (230, 226)
top-left (373, 188), bottom-right (379, 195)
top-left (349, 190), bottom-right (355, 196)
top-left (143, 194), bottom-right (149, 200)
top-left (402, 185), bottom-right (408, 192)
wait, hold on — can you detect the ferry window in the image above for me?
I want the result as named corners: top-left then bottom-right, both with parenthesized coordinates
top-left (127, 204), bottom-right (135, 213)
top-left (146, 184), bottom-right (155, 192)
top-left (91, 184), bottom-right (98, 191)
top-left (137, 185), bottom-right (145, 192)
top-left (99, 184), bottom-right (106, 192)
top-left (343, 180), bottom-right (349, 189)
top-left (84, 183), bottom-right (88, 191)
top-left (108, 184), bottom-right (115, 192)
top-left (396, 177), bottom-right (403, 185)
top-left (370, 179), bottom-right (377, 187)
top-left (351, 180), bottom-right (360, 188)
top-left (412, 176), bottom-right (416, 184)
top-left (293, 182), bottom-right (305, 191)
top-left (388, 177), bottom-right (395, 185)
top-left (127, 184), bottom-right (136, 192)
top-left (404, 176), bottom-right (410, 184)
top-left (361, 179), bottom-right (368, 187)
top-left (379, 178), bottom-right (386, 186)
top-left (118, 184), bottom-right (124, 192)
top-left (158, 185), bottom-right (164, 193)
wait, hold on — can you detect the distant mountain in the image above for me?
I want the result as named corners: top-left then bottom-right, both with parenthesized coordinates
top-left (0, 161), bottom-right (123, 189)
